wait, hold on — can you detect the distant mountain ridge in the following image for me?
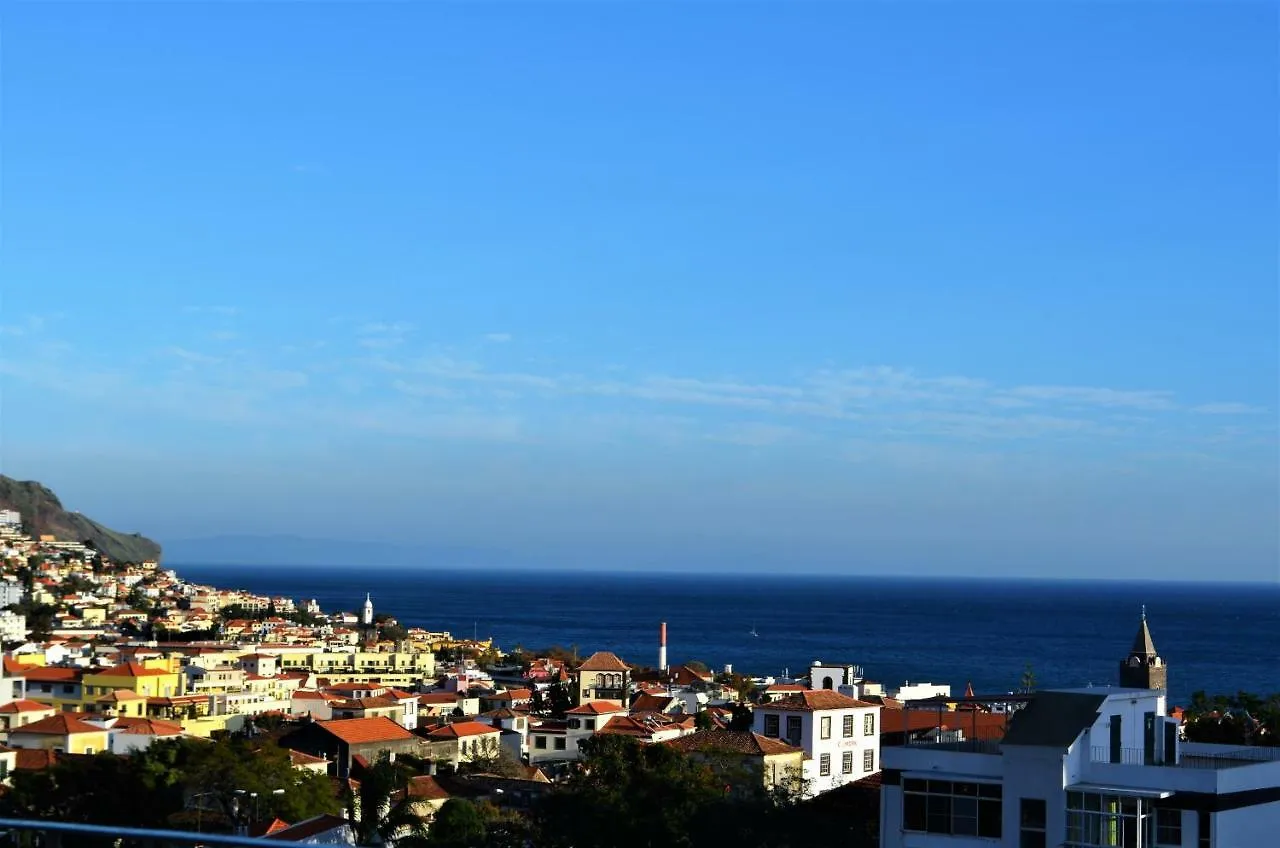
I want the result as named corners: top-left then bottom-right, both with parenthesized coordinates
top-left (163, 534), bottom-right (526, 569)
top-left (0, 475), bottom-right (162, 563)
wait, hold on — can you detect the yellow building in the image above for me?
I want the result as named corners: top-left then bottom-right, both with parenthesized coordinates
top-left (83, 661), bottom-right (181, 701)
top-left (8, 713), bottom-right (111, 755)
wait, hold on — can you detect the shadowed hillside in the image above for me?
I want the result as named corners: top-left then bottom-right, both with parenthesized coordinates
top-left (0, 475), bottom-right (161, 563)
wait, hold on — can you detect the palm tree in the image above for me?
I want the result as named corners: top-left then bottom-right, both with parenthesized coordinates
top-left (344, 754), bottom-right (431, 847)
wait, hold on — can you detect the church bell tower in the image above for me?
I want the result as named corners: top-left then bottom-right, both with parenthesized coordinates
top-left (1119, 606), bottom-right (1167, 690)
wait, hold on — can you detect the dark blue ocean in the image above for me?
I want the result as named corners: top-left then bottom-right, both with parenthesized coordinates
top-left (175, 565), bottom-right (1280, 707)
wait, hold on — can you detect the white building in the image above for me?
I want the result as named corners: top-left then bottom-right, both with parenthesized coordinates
top-left (893, 681), bottom-right (952, 703)
top-left (0, 611), bottom-right (27, 643)
top-left (753, 689), bottom-right (881, 796)
top-left (0, 510), bottom-right (21, 528)
top-left (879, 687), bottom-right (1280, 848)
top-left (0, 581), bottom-right (24, 609)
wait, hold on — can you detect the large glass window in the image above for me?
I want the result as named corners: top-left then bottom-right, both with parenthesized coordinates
top-left (1152, 809), bottom-right (1181, 847)
top-left (764, 714), bottom-right (779, 737)
top-left (785, 716), bottom-right (802, 746)
top-left (843, 715), bottom-right (855, 737)
top-left (903, 778), bottom-right (1001, 838)
top-left (820, 716), bottom-right (831, 739)
top-left (1066, 791), bottom-right (1148, 848)
top-left (1020, 798), bottom-right (1047, 848)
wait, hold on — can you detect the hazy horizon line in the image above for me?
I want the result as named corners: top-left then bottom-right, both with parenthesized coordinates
top-left (169, 561), bottom-right (1279, 587)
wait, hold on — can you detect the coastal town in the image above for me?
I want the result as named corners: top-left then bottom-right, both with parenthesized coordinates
top-left (0, 512), bottom-right (1276, 847)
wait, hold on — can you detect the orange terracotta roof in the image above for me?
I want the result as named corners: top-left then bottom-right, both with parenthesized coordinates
top-left (289, 749), bottom-right (329, 766)
top-left (763, 691), bottom-right (877, 712)
top-left (404, 775), bottom-right (450, 801)
top-left (419, 693), bottom-right (459, 705)
top-left (21, 667), bottom-right (81, 683)
top-left (578, 651), bottom-right (629, 672)
top-left (425, 721), bottom-right (501, 740)
top-left (318, 717), bottom-right (416, 745)
top-left (0, 700), bottom-right (56, 714)
top-left (113, 718), bottom-right (184, 736)
top-left (567, 701), bottom-right (626, 716)
top-left (666, 730), bottom-right (803, 757)
top-left (90, 661), bottom-right (169, 678)
top-left (13, 748), bottom-right (56, 771)
top-left (11, 713), bottom-right (102, 736)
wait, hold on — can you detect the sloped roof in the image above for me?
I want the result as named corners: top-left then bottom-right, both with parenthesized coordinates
top-left (318, 717), bottom-right (416, 745)
top-left (113, 717), bottom-right (184, 736)
top-left (1001, 692), bottom-right (1106, 749)
top-left (289, 749), bottom-right (329, 766)
top-left (265, 814), bottom-right (352, 842)
top-left (89, 661), bottom-right (169, 678)
top-left (1131, 613), bottom-right (1159, 657)
top-left (13, 748), bottom-right (57, 771)
top-left (567, 701), bottom-right (626, 716)
top-left (666, 729), bottom-right (803, 757)
top-left (763, 691), bottom-right (877, 712)
top-left (11, 713), bottom-right (102, 736)
top-left (405, 775), bottom-right (451, 801)
top-left (0, 699), bottom-right (56, 714)
top-left (578, 651), bottom-right (628, 672)
top-left (426, 721), bottom-right (501, 740)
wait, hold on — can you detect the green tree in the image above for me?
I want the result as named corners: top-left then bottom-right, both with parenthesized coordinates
top-left (427, 799), bottom-right (487, 848)
top-left (535, 734), bottom-right (728, 848)
top-left (458, 745), bottom-right (525, 779)
top-left (547, 681), bottom-right (574, 718)
top-left (344, 753), bottom-right (431, 846)
top-left (1019, 663), bottom-right (1036, 694)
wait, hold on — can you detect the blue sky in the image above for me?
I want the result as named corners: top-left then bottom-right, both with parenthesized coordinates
top-left (2, 2), bottom-right (1276, 580)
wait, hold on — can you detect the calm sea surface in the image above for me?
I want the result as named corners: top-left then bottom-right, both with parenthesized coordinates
top-left (175, 565), bottom-right (1280, 707)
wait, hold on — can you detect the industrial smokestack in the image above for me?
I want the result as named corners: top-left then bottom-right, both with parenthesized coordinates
top-left (659, 621), bottom-right (668, 673)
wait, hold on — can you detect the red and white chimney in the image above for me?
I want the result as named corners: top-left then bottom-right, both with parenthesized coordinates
top-left (659, 621), bottom-right (668, 673)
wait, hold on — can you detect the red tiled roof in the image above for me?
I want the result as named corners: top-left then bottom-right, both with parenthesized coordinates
top-left (762, 691), bottom-right (877, 712)
top-left (878, 709), bottom-right (1008, 738)
top-left (0, 700), bottom-right (56, 714)
top-left (404, 775), bottom-right (450, 801)
top-left (13, 748), bottom-right (56, 771)
top-left (419, 693), bottom-right (459, 705)
top-left (11, 713), bottom-right (103, 736)
top-left (425, 721), bottom-right (501, 740)
top-left (21, 667), bottom-right (81, 683)
top-left (631, 693), bottom-right (678, 713)
top-left (90, 661), bottom-right (169, 678)
top-left (265, 814), bottom-right (351, 842)
top-left (577, 651), bottom-right (629, 672)
top-left (113, 718), bottom-right (184, 736)
top-left (290, 749), bottom-right (329, 766)
top-left (318, 717), bottom-right (416, 745)
top-left (567, 701), bottom-right (626, 716)
top-left (666, 730), bottom-right (803, 757)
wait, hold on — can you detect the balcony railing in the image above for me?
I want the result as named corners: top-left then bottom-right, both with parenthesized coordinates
top-left (1091, 745), bottom-right (1280, 770)
top-left (0, 817), bottom-right (275, 847)
top-left (905, 738), bottom-right (1003, 755)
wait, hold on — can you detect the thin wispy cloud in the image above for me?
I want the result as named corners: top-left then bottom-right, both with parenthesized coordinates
top-left (484, 333), bottom-right (514, 343)
top-left (1190, 402), bottom-right (1267, 415)
top-left (356, 322), bottom-right (414, 349)
top-left (4, 323), bottom-right (1272, 453)
top-left (184, 306), bottom-right (240, 317)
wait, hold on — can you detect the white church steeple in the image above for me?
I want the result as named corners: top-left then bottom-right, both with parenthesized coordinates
top-left (362, 592), bottom-right (374, 626)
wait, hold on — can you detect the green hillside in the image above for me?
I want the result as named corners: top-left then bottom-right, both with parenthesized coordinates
top-left (0, 475), bottom-right (162, 563)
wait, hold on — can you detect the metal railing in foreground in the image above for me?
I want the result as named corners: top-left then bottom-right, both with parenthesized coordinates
top-left (0, 817), bottom-right (273, 847)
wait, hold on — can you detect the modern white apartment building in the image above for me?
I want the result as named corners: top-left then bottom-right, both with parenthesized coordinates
top-left (880, 687), bottom-right (1280, 848)
top-left (754, 689), bottom-right (881, 796)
